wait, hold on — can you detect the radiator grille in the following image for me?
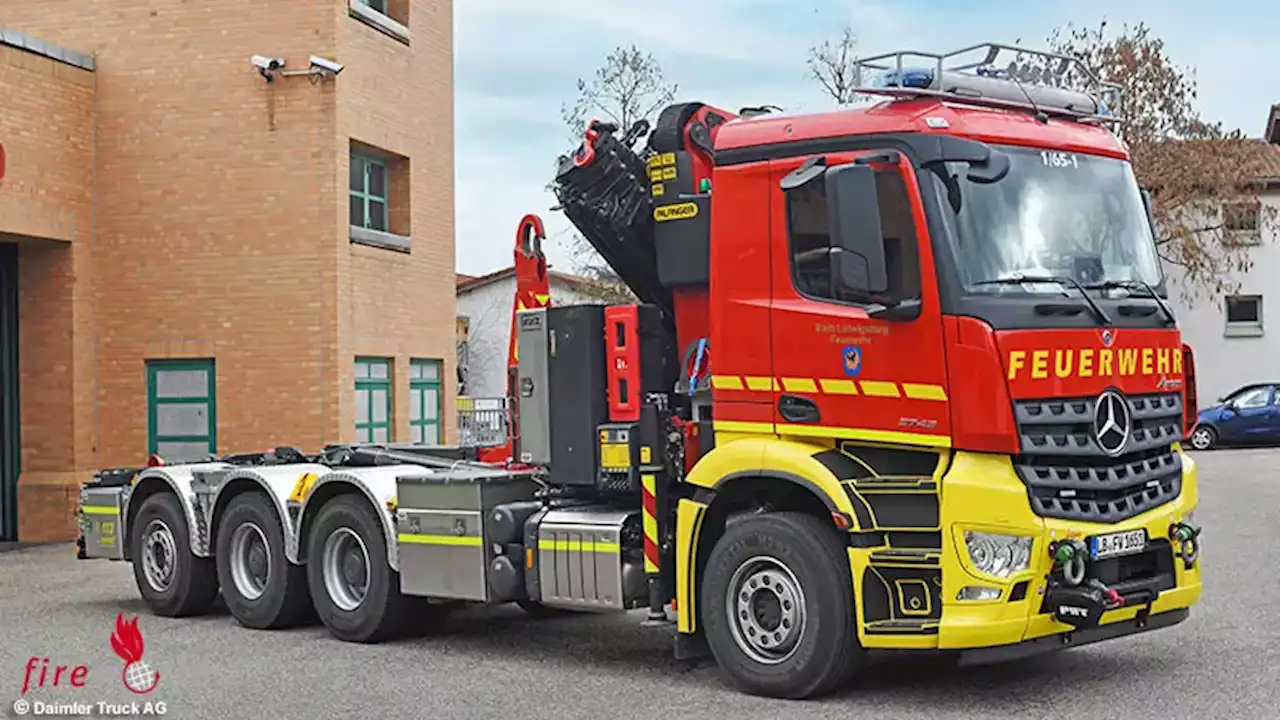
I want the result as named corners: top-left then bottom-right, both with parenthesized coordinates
top-left (1012, 392), bottom-right (1183, 523)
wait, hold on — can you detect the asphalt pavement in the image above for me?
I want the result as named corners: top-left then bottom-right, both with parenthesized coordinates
top-left (2, 448), bottom-right (1277, 719)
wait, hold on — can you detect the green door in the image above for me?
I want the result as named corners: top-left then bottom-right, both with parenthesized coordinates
top-left (146, 359), bottom-right (217, 462)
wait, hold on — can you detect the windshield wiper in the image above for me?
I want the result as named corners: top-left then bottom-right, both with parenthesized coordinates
top-left (972, 274), bottom-right (1112, 326)
top-left (1084, 279), bottom-right (1176, 325)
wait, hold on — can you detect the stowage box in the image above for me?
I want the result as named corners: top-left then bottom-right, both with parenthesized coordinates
top-left (395, 469), bottom-right (539, 602)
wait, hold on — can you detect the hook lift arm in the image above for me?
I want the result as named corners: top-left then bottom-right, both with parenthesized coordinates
top-left (475, 214), bottom-right (552, 466)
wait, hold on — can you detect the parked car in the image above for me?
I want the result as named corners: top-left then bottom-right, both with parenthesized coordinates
top-left (1188, 383), bottom-right (1280, 450)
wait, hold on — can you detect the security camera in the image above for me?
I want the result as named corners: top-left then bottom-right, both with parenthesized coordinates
top-left (310, 56), bottom-right (344, 75)
top-left (251, 55), bottom-right (285, 81)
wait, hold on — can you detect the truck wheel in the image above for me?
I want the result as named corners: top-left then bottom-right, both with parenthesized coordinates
top-left (306, 494), bottom-right (412, 643)
top-left (701, 511), bottom-right (864, 699)
top-left (215, 493), bottom-right (312, 630)
top-left (129, 492), bottom-right (219, 617)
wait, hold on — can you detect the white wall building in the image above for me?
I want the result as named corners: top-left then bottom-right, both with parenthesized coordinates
top-left (455, 267), bottom-right (602, 399)
top-left (1165, 105), bottom-right (1280, 403)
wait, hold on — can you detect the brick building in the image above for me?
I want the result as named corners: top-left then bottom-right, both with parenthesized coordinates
top-left (0, 0), bottom-right (456, 543)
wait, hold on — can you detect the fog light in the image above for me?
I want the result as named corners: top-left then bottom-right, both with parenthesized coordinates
top-left (963, 531), bottom-right (1033, 578)
top-left (957, 586), bottom-right (1002, 601)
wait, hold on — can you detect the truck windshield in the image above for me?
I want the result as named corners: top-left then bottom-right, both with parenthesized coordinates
top-left (929, 144), bottom-right (1163, 295)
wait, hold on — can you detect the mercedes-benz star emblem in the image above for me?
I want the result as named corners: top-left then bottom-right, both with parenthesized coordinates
top-left (1093, 389), bottom-right (1131, 456)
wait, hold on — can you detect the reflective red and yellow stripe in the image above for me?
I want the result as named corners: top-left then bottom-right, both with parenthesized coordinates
top-left (641, 472), bottom-right (660, 573)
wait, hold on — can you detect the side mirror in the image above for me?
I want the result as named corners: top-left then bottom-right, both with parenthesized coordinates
top-left (965, 148), bottom-right (1010, 184)
top-left (825, 163), bottom-right (888, 295)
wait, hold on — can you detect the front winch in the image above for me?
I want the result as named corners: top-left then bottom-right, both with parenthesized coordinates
top-left (1045, 578), bottom-right (1125, 629)
top-left (1169, 520), bottom-right (1201, 569)
top-left (1045, 538), bottom-right (1128, 629)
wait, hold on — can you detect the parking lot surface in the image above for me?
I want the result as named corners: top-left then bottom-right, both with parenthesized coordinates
top-left (2, 448), bottom-right (1277, 719)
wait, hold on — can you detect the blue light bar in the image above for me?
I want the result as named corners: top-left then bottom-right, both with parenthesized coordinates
top-left (875, 68), bottom-right (935, 90)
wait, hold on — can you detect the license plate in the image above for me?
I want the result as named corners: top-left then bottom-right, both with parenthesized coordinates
top-left (1090, 529), bottom-right (1147, 560)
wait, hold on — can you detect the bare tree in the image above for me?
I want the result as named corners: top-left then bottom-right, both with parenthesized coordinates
top-left (556, 46), bottom-right (678, 298)
top-left (1045, 20), bottom-right (1277, 301)
top-left (561, 45), bottom-right (678, 145)
top-left (806, 22), bottom-right (868, 105)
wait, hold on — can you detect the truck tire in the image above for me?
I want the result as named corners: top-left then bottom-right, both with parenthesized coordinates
top-left (700, 511), bottom-right (864, 699)
top-left (305, 494), bottom-right (413, 643)
top-left (215, 493), bottom-right (312, 630)
top-left (129, 492), bottom-right (219, 617)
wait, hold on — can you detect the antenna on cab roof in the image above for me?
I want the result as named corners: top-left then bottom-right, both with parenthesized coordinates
top-left (851, 42), bottom-right (1124, 125)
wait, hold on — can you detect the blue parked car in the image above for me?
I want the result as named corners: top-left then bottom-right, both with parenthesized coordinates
top-left (1188, 383), bottom-right (1280, 450)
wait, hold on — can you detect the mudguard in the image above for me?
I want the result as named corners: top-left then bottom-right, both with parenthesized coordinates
top-left (211, 463), bottom-right (330, 562)
top-left (676, 434), bottom-right (949, 635)
top-left (124, 462), bottom-right (236, 558)
top-left (677, 436), bottom-right (855, 634)
top-left (296, 465), bottom-right (422, 572)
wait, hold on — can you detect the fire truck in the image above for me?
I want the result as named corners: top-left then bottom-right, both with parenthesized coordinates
top-left (73, 43), bottom-right (1203, 699)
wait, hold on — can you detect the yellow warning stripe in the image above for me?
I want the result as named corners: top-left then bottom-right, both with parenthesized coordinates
top-left (714, 420), bottom-right (952, 449)
top-left (711, 375), bottom-right (948, 401)
top-left (81, 506), bottom-right (121, 516)
top-left (538, 538), bottom-right (621, 554)
top-left (398, 533), bottom-right (482, 547)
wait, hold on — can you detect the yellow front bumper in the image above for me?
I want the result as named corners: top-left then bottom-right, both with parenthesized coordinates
top-left (929, 448), bottom-right (1200, 652)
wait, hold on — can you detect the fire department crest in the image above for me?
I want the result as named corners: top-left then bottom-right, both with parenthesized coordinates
top-left (1100, 329), bottom-right (1114, 347)
top-left (841, 345), bottom-right (863, 377)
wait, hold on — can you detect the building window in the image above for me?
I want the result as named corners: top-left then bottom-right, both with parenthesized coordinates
top-left (1223, 201), bottom-right (1261, 246)
top-left (347, 0), bottom-right (410, 45)
top-left (349, 141), bottom-right (411, 252)
top-left (355, 357), bottom-right (392, 443)
top-left (147, 359), bottom-right (216, 462)
top-left (1225, 294), bottom-right (1263, 338)
top-left (350, 150), bottom-right (388, 233)
top-left (409, 359), bottom-right (442, 444)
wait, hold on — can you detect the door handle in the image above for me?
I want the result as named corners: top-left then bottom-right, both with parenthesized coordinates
top-left (778, 394), bottom-right (820, 424)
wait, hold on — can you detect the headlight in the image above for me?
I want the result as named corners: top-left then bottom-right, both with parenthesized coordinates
top-left (963, 531), bottom-right (1033, 578)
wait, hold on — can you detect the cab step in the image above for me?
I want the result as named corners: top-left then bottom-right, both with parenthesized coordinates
top-left (864, 619), bottom-right (939, 635)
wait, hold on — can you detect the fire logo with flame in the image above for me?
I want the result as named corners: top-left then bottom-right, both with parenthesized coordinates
top-left (110, 613), bottom-right (160, 694)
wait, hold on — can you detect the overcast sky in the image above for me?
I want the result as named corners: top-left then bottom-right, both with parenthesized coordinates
top-left (452, 0), bottom-right (1280, 277)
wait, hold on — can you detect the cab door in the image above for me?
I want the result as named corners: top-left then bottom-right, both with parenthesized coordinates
top-left (767, 149), bottom-right (951, 448)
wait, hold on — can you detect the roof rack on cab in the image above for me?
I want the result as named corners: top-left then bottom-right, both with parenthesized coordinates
top-left (852, 42), bottom-right (1124, 125)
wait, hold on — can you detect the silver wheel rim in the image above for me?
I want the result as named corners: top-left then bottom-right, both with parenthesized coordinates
top-left (229, 522), bottom-right (271, 601)
top-left (1191, 429), bottom-right (1211, 449)
top-left (725, 555), bottom-right (807, 665)
top-left (322, 527), bottom-right (371, 612)
top-left (141, 519), bottom-right (177, 592)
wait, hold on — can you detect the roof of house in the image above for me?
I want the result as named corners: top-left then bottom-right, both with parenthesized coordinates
top-left (1240, 137), bottom-right (1280, 182)
top-left (455, 266), bottom-right (599, 294)
top-left (1253, 104), bottom-right (1280, 181)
